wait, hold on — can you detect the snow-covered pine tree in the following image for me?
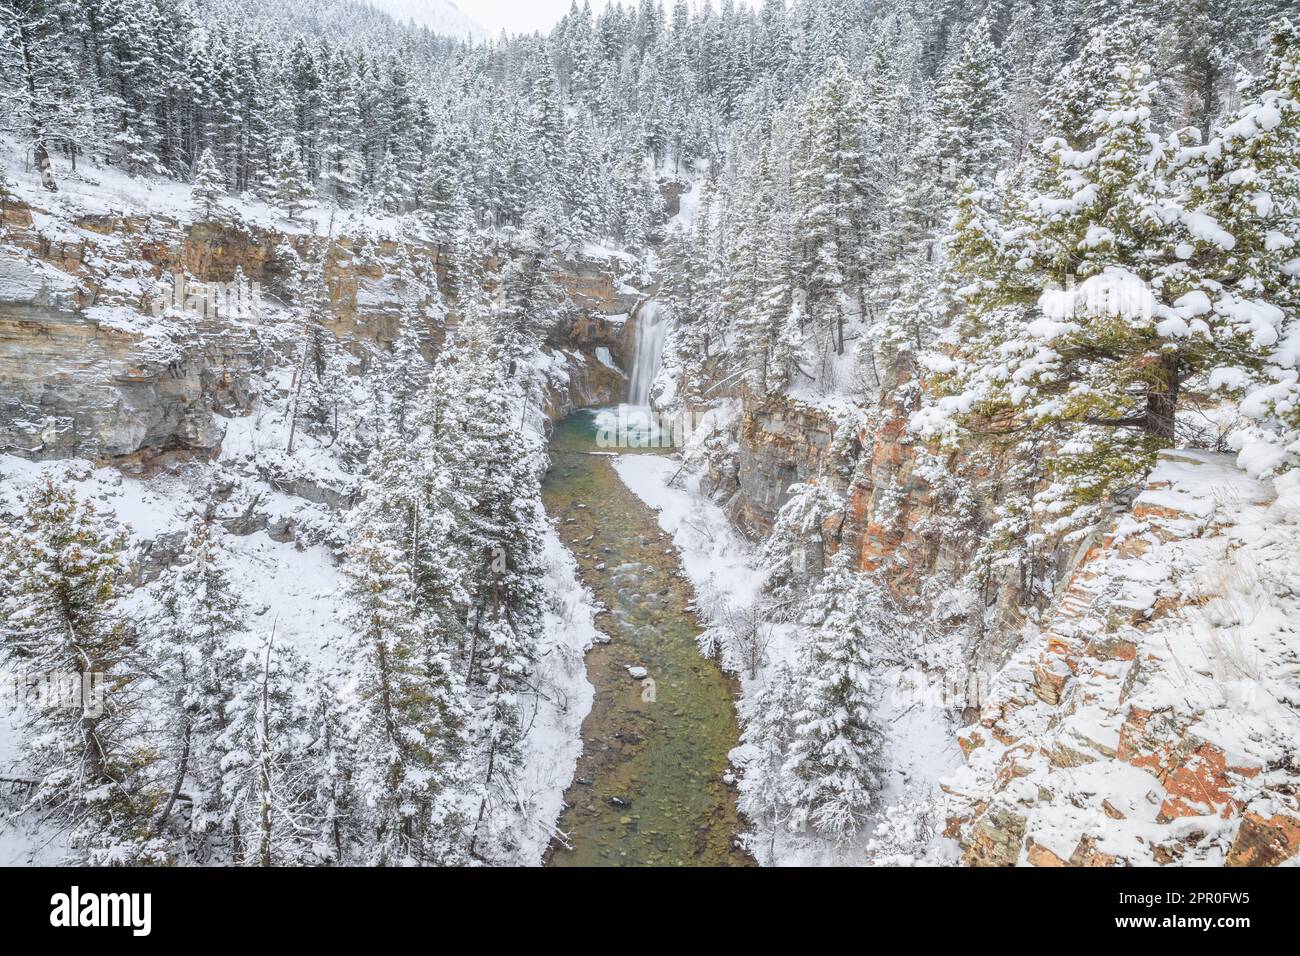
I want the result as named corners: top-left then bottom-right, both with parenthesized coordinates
top-left (433, 308), bottom-right (548, 858)
top-left (932, 15), bottom-right (1012, 184)
top-left (1179, 20), bottom-right (1300, 475)
top-left (786, 554), bottom-right (895, 840)
top-left (918, 32), bottom-right (1280, 538)
top-left (0, 0), bottom-right (67, 191)
top-left (300, 676), bottom-right (356, 864)
top-left (287, 253), bottom-right (339, 451)
top-left (727, 141), bottom-right (777, 393)
top-left (758, 479), bottom-right (842, 619)
top-left (794, 60), bottom-right (871, 366)
top-left (865, 99), bottom-right (952, 383)
top-left (385, 244), bottom-right (440, 434)
top-left (737, 659), bottom-right (803, 859)
top-left (319, 51), bottom-right (363, 207)
top-left (191, 146), bottom-right (230, 222)
top-left (660, 182), bottom-right (727, 403)
top-left (416, 138), bottom-right (468, 244)
top-left (103, 1), bottom-right (164, 177)
top-left (368, 147), bottom-right (407, 216)
top-left (657, 223), bottom-right (709, 406)
top-left (267, 138), bottom-right (314, 222)
top-left (613, 141), bottom-right (662, 249)
top-left (0, 477), bottom-right (161, 863)
top-left (563, 118), bottom-right (604, 248)
top-left (526, 41), bottom-right (565, 177)
top-left (497, 228), bottom-right (566, 380)
top-left (342, 439), bottom-right (471, 865)
top-left (218, 632), bottom-right (326, 866)
top-left (149, 519), bottom-right (246, 859)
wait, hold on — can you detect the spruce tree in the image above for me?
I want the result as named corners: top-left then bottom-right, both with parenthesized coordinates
top-left (150, 520), bottom-right (246, 856)
top-left (794, 60), bottom-right (871, 363)
top-left (738, 660), bottom-right (803, 857)
top-left (0, 477), bottom-right (160, 862)
top-left (342, 444), bottom-right (471, 865)
top-left (758, 479), bottom-right (840, 619)
top-left (0, 0), bottom-right (66, 191)
top-left (1182, 21), bottom-right (1300, 474)
top-left (191, 146), bottom-right (229, 222)
top-left (218, 633), bottom-right (328, 866)
top-left (932, 16), bottom-right (1012, 183)
top-left (919, 39), bottom-right (1280, 535)
top-left (267, 138), bottom-right (314, 222)
top-left (786, 555), bottom-right (893, 840)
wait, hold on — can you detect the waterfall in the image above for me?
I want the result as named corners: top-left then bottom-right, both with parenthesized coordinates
top-left (628, 300), bottom-right (666, 407)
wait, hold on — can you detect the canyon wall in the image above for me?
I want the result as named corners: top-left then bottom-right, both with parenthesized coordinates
top-left (715, 382), bottom-right (1300, 867)
top-left (947, 451), bottom-right (1300, 867)
top-left (0, 187), bottom-right (639, 465)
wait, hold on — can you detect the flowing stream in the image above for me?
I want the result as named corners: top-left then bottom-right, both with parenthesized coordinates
top-left (541, 408), bottom-right (751, 866)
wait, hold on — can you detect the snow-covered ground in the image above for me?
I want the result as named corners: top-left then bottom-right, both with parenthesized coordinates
top-left (944, 451), bottom-right (1300, 866)
top-left (510, 525), bottom-right (599, 863)
top-left (0, 439), bottom-right (601, 866)
top-left (2, 135), bottom-right (407, 241)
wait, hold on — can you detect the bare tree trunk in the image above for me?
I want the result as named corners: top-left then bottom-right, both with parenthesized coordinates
top-left (468, 568), bottom-right (503, 858)
top-left (152, 719), bottom-right (192, 837)
top-left (257, 638), bottom-right (273, 867)
top-left (15, 17), bottom-right (57, 192)
top-left (1145, 353), bottom-right (1181, 442)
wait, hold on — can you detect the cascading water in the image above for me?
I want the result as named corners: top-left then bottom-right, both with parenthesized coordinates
top-left (627, 300), bottom-right (666, 407)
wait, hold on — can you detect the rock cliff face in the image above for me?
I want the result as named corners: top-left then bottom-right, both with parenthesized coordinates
top-left (732, 393), bottom-right (839, 538)
top-left (723, 376), bottom-right (1075, 658)
top-left (717, 382), bottom-right (1300, 866)
top-left (944, 451), bottom-right (1300, 867)
top-left (0, 244), bottom-right (250, 462)
top-left (0, 187), bottom-right (642, 464)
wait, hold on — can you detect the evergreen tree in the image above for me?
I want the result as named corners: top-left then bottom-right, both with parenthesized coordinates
top-left (0, 0), bottom-right (67, 191)
top-left (794, 60), bottom-right (871, 363)
top-left (416, 138), bottom-right (468, 244)
top-left (1183, 21), bottom-right (1300, 474)
top-left (319, 52), bottom-right (362, 206)
top-left (191, 146), bottom-right (230, 222)
top-left (919, 39), bottom-right (1281, 534)
top-left (932, 16), bottom-right (1012, 183)
top-left (786, 555), bottom-right (893, 840)
top-left (758, 479), bottom-right (840, 619)
top-left (267, 138), bottom-right (314, 221)
top-left (0, 477), bottom-right (161, 863)
top-left (563, 118), bottom-right (604, 247)
top-left (385, 244), bottom-right (440, 433)
top-left (150, 520), bottom-right (245, 857)
top-left (287, 254), bottom-right (339, 451)
top-left (738, 660), bottom-right (803, 857)
top-left (218, 633), bottom-right (328, 866)
top-left (434, 310), bottom-right (548, 858)
top-left (342, 443), bottom-right (470, 865)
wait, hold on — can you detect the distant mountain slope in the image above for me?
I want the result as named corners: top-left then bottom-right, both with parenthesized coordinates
top-left (366, 0), bottom-right (489, 41)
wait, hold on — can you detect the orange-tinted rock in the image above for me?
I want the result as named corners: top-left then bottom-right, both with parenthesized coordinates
top-left (1226, 809), bottom-right (1300, 867)
top-left (1069, 834), bottom-right (1126, 867)
top-left (1025, 837), bottom-right (1068, 867)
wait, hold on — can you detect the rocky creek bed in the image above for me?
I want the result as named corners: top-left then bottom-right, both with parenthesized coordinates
top-left (541, 408), bottom-right (752, 867)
